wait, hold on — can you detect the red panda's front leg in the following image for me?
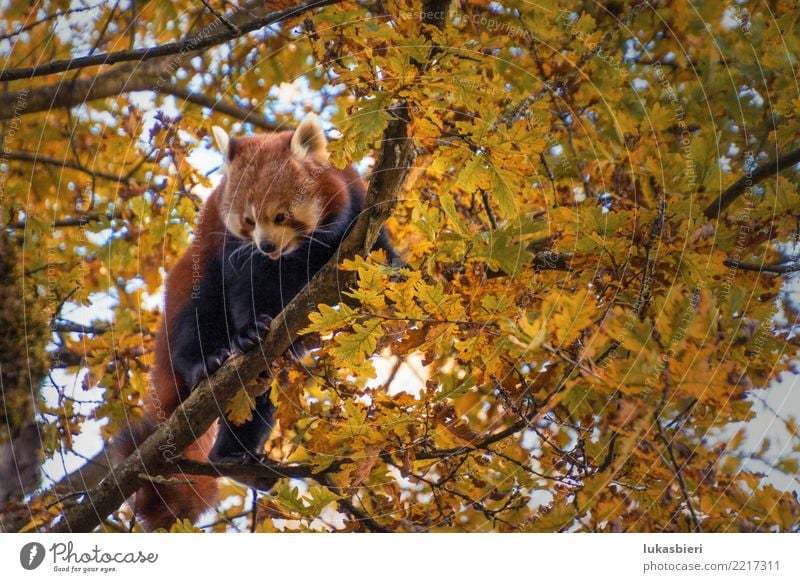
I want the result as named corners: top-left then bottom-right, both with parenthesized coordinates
top-left (231, 313), bottom-right (273, 352)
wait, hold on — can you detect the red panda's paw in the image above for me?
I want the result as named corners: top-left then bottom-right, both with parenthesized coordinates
top-left (186, 347), bottom-right (234, 388)
top-left (234, 314), bottom-right (273, 352)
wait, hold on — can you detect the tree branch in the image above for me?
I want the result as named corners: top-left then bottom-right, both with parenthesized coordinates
top-left (3, 151), bottom-right (129, 183)
top-left (416, 419), bottom-right (528, 460)
top-left (160, 85), bottom-right (281, 131)
top-left (0, 6), bottom-right (96, 42)
top-left (49, 320), bottom-right (152, 335)
top-left (49, 348), bottom-right (85, 369)
top-left (723, 258), bottom-right (800, 274)
top-left (655, 420), bottom-right (702, 532)
top-left (0, 64), bottom-right (160, 120)
top-left (0, 0), bottom-right (340, 82)
top-left (318, 474), bottom-right (391, 532)
top-left (8, 211), bottom-right (123, 230)
top-left (198, 0), bottom-right (241, 35)
top-left (172, 457), bottom-right (341, 482)
top-left (43, 108), bottom-right (416, 534)
top-left (0, 1), bottom-right (335, 121)
top-left (167, 459), bottom-right (391, 531)
top-left (703, 148), bottom-right (800, 218)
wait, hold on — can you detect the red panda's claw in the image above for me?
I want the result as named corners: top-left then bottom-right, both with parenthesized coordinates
top-left (187, 348), bottom-right (233, 387)
top-left (234, 314), bottom-right (273, 352)
top-left (205, 348), bottom-right (233, 375)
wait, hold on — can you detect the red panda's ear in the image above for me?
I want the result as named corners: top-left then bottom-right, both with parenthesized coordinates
top-left (212, 125), bottom-right (236, 162)
top-left (291, 114), bottom-right (328, 162)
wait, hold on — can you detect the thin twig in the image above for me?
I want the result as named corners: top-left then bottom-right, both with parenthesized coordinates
top-left (479, 188), bottom-right (497, 229)
top-left (199, 0), bottom-right (241, 34)
top-left (0, 6), bottom-right (95, 42)
top-left (318, 475), bottom-right (390, 532)
top-left (162, 85), bottom-right (281, 131)
top-left (417, 419), bottom-right (528, 460)
top-left (7, 211), bottom-right (123, 230)
top-left (4, 151), bottom-right (129, 183)
top-left (654, 421), bottom-right (702, 532)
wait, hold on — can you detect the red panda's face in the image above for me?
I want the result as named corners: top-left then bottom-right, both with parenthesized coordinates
top-left (213, 115), bottom-right (343, 260)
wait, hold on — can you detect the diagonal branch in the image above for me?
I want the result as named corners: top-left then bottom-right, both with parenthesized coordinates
top-left (44, 108), bottom-right (417, 534)
top-left (655, 420), bottom-right (702, 532)
top-left (0, 73), bottom-right (285, 128)
top-left (703, 148), bottom-right (800, 219)
top-left (198, 0), bottom-right (241, 35)
top-left (0, 0), bottom-right (340, 82)
top-left (161, 85), bottom-right (281, 131)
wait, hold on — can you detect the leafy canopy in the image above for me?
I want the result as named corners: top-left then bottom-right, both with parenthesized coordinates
top-left (1, 0), bottom-right (799, 532)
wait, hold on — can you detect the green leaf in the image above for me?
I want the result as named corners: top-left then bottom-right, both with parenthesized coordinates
top-left (305, 485), bottom-right (342, 515)
top-left (225, 389), bottom-right (256, 426)
top-left (303, 303), bottom-right (358, 335)
top-left (331, 93), bottom-right (392, 166)
top-left (334, 319), bottom-right (383, 366)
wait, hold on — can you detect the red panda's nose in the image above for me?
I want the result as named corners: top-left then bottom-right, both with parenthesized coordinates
top-left (259, 240), bottom-right (276, 254)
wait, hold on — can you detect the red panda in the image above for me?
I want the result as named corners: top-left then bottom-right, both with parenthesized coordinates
top-left (133, 115), bottom-right (395, 530)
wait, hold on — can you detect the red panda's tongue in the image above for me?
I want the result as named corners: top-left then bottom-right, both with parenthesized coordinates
top-left (268, 250), bottom-right (281, 260)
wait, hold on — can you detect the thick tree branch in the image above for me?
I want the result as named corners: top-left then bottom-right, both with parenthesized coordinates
top-left (723, 258), bottom-right (800, 274)
top-left (703, 148), bottom-right (800, 218)
top-left (0, 0), bottom-right (339, 82)
top-left (0, 1), bottom-right (334, 121)
top-left (1, 77), bottom-right (284, 127)
top-left (0, 64), bottom-right (160, 120)
top-left (43, 109), bottom-right (416, 534)
top-left (0, 73), bottom-right (283, 128)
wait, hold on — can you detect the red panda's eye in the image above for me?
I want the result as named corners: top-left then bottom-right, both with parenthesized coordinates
top-left (244, 217), bottom-right (255, 227)
top-left (275, 213), bottom-right (286, 224)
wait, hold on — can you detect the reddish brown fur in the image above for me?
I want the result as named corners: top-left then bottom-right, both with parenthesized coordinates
top-left (217, 131), bottom-right (354, 250)
top-left (134, 127), bottom-right (361, 530)
top-left (134, 192), bottom-right (228, 530)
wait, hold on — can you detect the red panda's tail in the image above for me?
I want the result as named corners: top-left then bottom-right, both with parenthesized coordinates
top-left (113, 361), bottom-right (220, 531)
top-left (132, 428), bottom-right (218, 531)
